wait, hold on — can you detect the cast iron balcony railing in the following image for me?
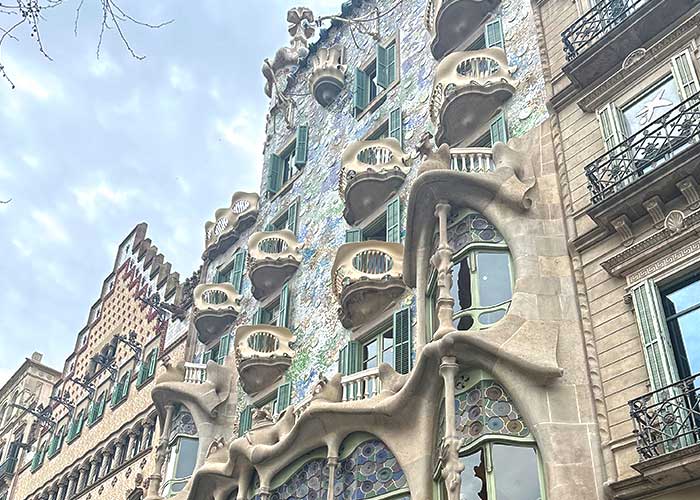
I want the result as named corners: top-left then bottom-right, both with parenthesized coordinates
top-left (629, 372), bottom-right (700, 461)
top-left (562, 0), bottom-right (640, 61)
top-left (586, 92), bottom-right (700, 204)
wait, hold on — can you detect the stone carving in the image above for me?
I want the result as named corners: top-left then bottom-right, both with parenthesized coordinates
top-left (677, 176), bottom-right (700, 209)
top-left (642, 196), bottom-right (666, 228)
top-left (206, 437), bottom-right (226, 457)
top-left (622, 48), bottom-right (647, 69)
top-left (309, 45), bottom-right (347, 107)
top-left (664, 210), bottom-right (685, 234)
top-left (611, 214), bottom-right (634, 246)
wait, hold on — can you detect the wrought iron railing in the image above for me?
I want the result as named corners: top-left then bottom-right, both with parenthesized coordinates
top-left (585, 93), bottom-right (700, 204)
top-left (562, 0), bottom-right (641, 60)
top-left (629, 373), bottom-right (700, 460)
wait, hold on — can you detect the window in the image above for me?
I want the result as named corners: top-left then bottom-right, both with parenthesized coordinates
top-left (346, 197), bottom-right (401, 243)
top-left (452, 443), bottom-right (544, 500)
top-left (266, 126), bottom-right (309, 197)
top-left (661, 272), bottom-right (700, 380)
top-left (46, 426), bottom-right (65, 458)
top-left (238, 382), bottom-right (292, 436)
top-left (162, 436), bottom-right (199, 495)
top-left (66, 409), bottom-right (85, 443)
top-left (111, 370), bottom-right (132, 407)
top-left (354, 39), bottom-right (398, 116)
top-left (266, 200), bottom-right (298, 235)
top-left (253, 282), bottom-right (291, 329)
top-left (136, 347), bottom-right (159, 387)
top-left (202, 333), bottom-right (230, 365)
top-left (215, 249), bottom-right (246, 293)
top-left (86, 392), bottom-right (107, 426)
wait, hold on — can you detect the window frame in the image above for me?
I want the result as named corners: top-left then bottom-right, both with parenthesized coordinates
top-left (354, 34), bottom-right (401, 120)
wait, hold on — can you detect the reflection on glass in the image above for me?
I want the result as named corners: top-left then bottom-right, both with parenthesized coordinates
top-left (460, 450), bottom-right (487, 500)
top-left (363, 339), bottom-right (378, 369)
top-left (175, 437), bottom-right (199, 480)
top-left (479, 309), bottom-right (506, 326)
top-left (452, 260), bottom-right (473, 311)
top-left (382, 330), bottom-right (394, 365)
top-left (662, 274), bottom-right (700, 379)
top-left (492, 445), bottom-right (541, 500)
top-left (476, 252), bottom-right (512, 307)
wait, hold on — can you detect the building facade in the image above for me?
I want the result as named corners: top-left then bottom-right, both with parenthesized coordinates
top-left (533, 0), bottom-right (700, 497)
top-left (10, 224), bottom-right (192, 500)
top-left (0, 353), bottom-right (61, 500)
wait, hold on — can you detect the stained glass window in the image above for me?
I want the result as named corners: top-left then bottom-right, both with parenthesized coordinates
top-left (269, 458), bottom-right (329, 500)
top-left (335, 439), bottom-right (408, 500)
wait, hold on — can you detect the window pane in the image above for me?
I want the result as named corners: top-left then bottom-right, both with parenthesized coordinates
top-left (670, 308), bottom-right (700, 376)
top-left (460, 449), bottom-right (488, 499)
top-left (664, 277), bottom-right (700, 315)
top-left (363, 339), bottom-right (378, 369)
top-left (451, 259), bottom-right (472, 311)
top-left (492, 445), bottom-right (541, 500)
top-left (174, 437), bottom-right (199, 479)
top-left (476, 252), bottom-right (512, 307)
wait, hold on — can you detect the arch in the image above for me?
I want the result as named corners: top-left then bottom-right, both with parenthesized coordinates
top-left (264, 448), bottom-right (329, 500)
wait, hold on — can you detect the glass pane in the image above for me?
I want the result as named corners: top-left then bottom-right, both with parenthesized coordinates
top-left (476, 252), bottom-right (512, 307)
top-left (460, 449), bottom-right (488, 499)
top-left (454, 314), bottom-right (475, 331)
top-left (665, 277), bottom-right (700, 315)
top-left (671, 308), bottom-right (700, 376)
top-left (479, 309), bottom-right (506, 326)
top-left (451, 259), bottom-right (472, 311)
top-left (363, 339), bottom-right (378, 369)
top-left (174, 437), bottom-right (199, 479)
top-left (492, 444), bottom-right (542, 500)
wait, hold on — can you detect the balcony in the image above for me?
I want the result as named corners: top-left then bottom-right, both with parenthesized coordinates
top-left (430, 48), bottom-right (515, 146)
top-left (341, 367), bottom-right (382, 401)
top-left (247, 230), bottom-right (302, 300)
top-left (234, 325), bottom-right (295, 394)
top-left (449, 147), bottom-right (495, 172)
top-left (203, 192), bottom-right (259, 260)
top-left (585, 93), bottom-right (700, 229)
top-left (626, 373), bottom-right (700, 491)
top-left (183, 362), bottom-right (208, 384)
top-left (309, 45), bottom-right (346, 107)
top-left (332, 241), bottom-right (406, 329)
top-left (561, 0), bottom-right (693, 88)
top-left (340, 138), bottom-right (410, 225)
top-left (193, 283), bottom-right (242, 344)
top-left (424, 0), bottom-right (500, 60)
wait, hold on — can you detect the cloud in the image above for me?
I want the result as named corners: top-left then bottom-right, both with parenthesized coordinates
top-left (73, 181), bottom-right (140, 221)
top-left (21, 154), bottom-right (40, 170)
top-left (30, 210), bottom-right (69, 243)
top-left (3, 58), bottom-right (63, 101)
top-left (214, 109), bottom-right (265, 159)
top-left (169, 64), bottom-right (196, 92)
top-left (89, 51), bottom-right (123, 78)
top-left (11, 238), bottom-right (32, 258)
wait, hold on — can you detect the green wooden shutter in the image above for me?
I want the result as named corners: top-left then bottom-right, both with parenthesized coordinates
top-left (294, 125), bottom-right (309, 168)
top-left (217, 334), bottom-right (230, 365)
top-left (489, 112), bottom-right (508, 145)
top-left (631, 280), bottom-right (680, 391)
top-left (231, 250), bottom-right (246, 293)
top-left (389, 107), bottom-right (402, 147)
top-left (345, 229), bottom-right (363, 243)
top-left (348, 340), bottom-right (361, 374)
top-left (485, 19), bottom-right (504, 49)
top-left (276, 382), bottom-right (292, 412)
top-left (376, 44), bottom-right (389, 89)
top-left (98, 393), bottom-right (106, 417)
top-left (121, 371), bottom-right (131, 400)
top-left (202, 349), bottom-right (212, 363)
top-left (597, 102), bottom-right (627, 153)
top-left (238, 406), bottom-right (253, 436)
top-left (393, 308), bottom-right (412, 374)
top-left (278, 282), bottom-right (291, 328)
top-left (266, 154), bottom-right (283, 195)
top-left (148, 347), bottom-right (159, 377)
top-left (386, 197), bottom-right (401, 243)
top-left (354, 68), bottom-right (369, 114)
top-left (671, 50), bottom-right (700, 100)
top-left (111, 382), bottom-right (121, 406)
top-left (338, 344), bottom-right (348, 375)
top-left (252, 309), bottom-right (262, 325)
top-left (387, 42), bottom-right (396, 85)
top-left (286, 201), bottom-right (298, 235)
top-left (213, 270), bottom-right (222, 284)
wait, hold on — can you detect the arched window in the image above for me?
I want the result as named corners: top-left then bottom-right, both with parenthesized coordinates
top-left (428, 211), bottom-right (513, 335)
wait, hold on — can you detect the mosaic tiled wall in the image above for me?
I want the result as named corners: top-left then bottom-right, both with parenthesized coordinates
top-left (202, 0), bottom-right (548, 410)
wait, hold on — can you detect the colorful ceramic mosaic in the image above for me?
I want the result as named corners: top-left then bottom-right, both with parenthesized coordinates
top-left (335, 439), bottom-right (408, 500)
top-left (455, 378), bottom-right (530, 447)
top-left (269, 458), bottom-right (329, 500)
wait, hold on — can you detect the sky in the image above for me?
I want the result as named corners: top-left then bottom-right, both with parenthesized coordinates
top-left (0, 0), bottom-right (342, 386)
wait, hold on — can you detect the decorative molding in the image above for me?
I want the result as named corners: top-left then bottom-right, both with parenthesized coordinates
top-left (627, 239), bottom-right (700, 285)
top-left (642, 196), bottom-right (666, 228)
top-left (664, 210), bottom-right (685, 234)
top-left (677, 176), bottom-right (700, 209)
top-left (622, 48), bottom-right (648, 69)
top-left (611, 214), bottom-right (634, 246)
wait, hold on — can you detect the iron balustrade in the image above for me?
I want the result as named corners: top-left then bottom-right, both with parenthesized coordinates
top-left (629, 372), bottom-right (700, 460)
top-left (562, 0), bottom-right (642, 61)
top-left (585, 92), bottom-right (700, 204)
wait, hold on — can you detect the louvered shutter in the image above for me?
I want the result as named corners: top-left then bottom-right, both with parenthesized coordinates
top-left (393, 308), bottom-right (412, 374)
top-left (121, 371), bottom-right (131, 400)
top-left (238, 406), bottom-right (253, 436)
top-left (386, 197), bottom-right (401, 243)
top-left (294, 125), bottom-right (309, 168)
top-left (278, 282), bottom-right (291, 328)
top-left (111, 382), bottom-right (121, 406)
top-left (671, 50), bottom-right (700, 100)
top-left (489, 112), bottom-right (508, 145)
top-left (597, 102), bottom-right (627, 153)
top-left (148, 347), bottom-right (159, 377)
top-left (98, 393), bottom-right (106, 417)
top-left (287, 201), bottom-right (298, 235)
top-left (276, 382), bottom-right (292, 412)
top-left (213, 270), bottom-right (222, 284)
top-left (389, 107), bottom-right (402, 147)
top-left (485, 19), bottom-right (504, 49)
top-left (631, 280), bottom-right (680, 391)
top-left (202, 349), bottom-right (212, 363)
top-left (354, 68), bottom-right (369, 114)
top-left (252, 309), bottom-right (262, 325)
top-left (348, 341), bottom-right (361, 374)
top-left (345, 229), bottom-right (363, 243)
top-left (338, 344), bottom-right (348, 375)
top-left (387, 43), bottom-right (396, 85)
top-left (266, 154), bottom-right (283, 196)
top-left (217, 334), bottom-right (230, 365)
top-left (376, 44), bottom-right (389, 89)
top-left (231, 250), bottom-right (246, 293)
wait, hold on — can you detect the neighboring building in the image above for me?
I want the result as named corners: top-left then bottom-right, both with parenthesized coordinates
top-left (150, 1), bottom-right (607, 500)
top-left (0, 353), bottom-right (61, 500)
top-left (534, 0), bottom-right (700, 498)
top-left (11, 224), bottom-right (192, 500)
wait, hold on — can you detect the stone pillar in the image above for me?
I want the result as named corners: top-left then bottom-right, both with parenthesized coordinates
top-left (100, 450), bottom-right (113, 477)
top-left (126, 430), bottom-right (138, 460)
top-left (433, 202), bottom-right (455, 339)
top-left (89, 457), bottom-right (100, 484)
top-left (66, 475), bottom-right (77, 498)
top-left (114, 441), bottom-right (124, 466)
top-left (57, 483), bottom-right (67, 500)
top-left (77, 465), bottom-right (89, 491)
top-left (144, 405), bottom-right (175, 500)
top-left (142, 422), bottom-right (153, 449)
top-left (48, 488), bottom-right (58, 500)
top-left (439, 356), bottom-right (463, 500)
top-left (325, 457), bottom-right (339, 500)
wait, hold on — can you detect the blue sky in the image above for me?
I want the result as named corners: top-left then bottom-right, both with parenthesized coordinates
top-left (0, 0), bottom-right (340, 385)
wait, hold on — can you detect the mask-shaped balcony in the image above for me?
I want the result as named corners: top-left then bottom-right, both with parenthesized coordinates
top-left (193, 283), bottom-right (242, 344)
top-left (430, 48), bottom-right (516, 146)
top-left (309, 45), bottom-right (347, 107)
top-left (332, 242), bottom-right (406, 328)
top-left (425, 0), bottom-right (501, 60)
top-left (235, 325), bottom-right (295, 394)
top-left (340, 138), bottom-right (410, 226)
top-left (203, 192), bottom-right (259, 260)
top-left (247, 230), bottom-right (302, 300)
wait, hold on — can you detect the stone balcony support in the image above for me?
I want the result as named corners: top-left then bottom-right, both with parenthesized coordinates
top-left (247, 230), bottom-right (302, 300)
top-left (309, 45), bottom-right (346, 107)
top-left (424, 0), bottom-right (500, 59)
top-left (234, 325), bottom-right (296, 394)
